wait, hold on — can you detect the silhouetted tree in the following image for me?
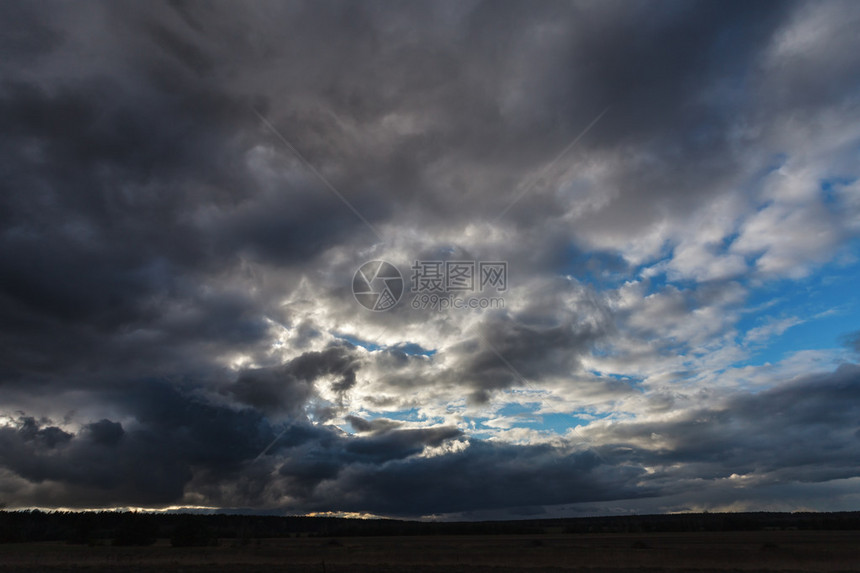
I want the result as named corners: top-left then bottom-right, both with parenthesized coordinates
top-left (112, 514), bottom-right (157, 546)
top-left (170, 517), bottom-right (218, 547)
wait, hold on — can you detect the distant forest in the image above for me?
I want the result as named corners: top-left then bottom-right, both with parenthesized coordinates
top-left (1, 511), bottom-right (859, 546)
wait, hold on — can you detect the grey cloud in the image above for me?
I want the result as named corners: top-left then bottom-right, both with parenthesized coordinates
top-left (0, 3), bottom-right (61, 68)
top-left (1, 361), bottom-right (857, 516)
top-left (345, 415), bottom-right (403, 434)
top-left (228, 346), bottom-right (359, 415)
top-left (343, 426), bottom-right (462, 463)
top-left (448, 309), bottom-right (610, 403)
top-left (306, 441), bottom-right (648, 517)
top-left (1, 383), bottom-right (282, 507)
top-left (84, 419), bottom-right (125, 447)
top-left (15, 417), bottom-right (73, 449)
top-left (593, 364), bottom-right (860, 487)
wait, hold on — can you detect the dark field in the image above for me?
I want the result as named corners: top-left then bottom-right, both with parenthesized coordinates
top-left (0, 531), bottom-right (858, 572)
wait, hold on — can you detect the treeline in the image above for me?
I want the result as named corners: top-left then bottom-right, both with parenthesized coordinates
top-left (0, 511), bottom-right (348, 546)
top-left (1, 510), bottom-right (859, 545)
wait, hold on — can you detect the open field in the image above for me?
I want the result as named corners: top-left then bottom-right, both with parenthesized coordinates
top-left (0, 530), bottom-right (858, 572)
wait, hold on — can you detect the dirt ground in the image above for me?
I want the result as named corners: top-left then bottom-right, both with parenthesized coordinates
top-left (0, 530), bottom-right (858, 572)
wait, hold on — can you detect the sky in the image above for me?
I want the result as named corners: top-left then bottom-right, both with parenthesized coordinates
top-left (1, 0), bottom-right (859, 520)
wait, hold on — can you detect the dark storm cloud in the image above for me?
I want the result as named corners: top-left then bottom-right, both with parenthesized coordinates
top-left (0, 382), bottom-right (283, 506)
top-left (592, 364), bottom-right (860, 486)
top-left (0, 2), bottom-right (61, 62)
top-left (0, 1), bottom-right (380, 390)
top-left (443, 294), bottom-right (616, 402)
top-left (0, 377), bottom-right (464, 510)
top-left (14, 417), bottom-right (73, 449)
top-left (228, 346), bottom-right (359, 414)
top-left (298, 441), bottom-right (647, 517)
top-left (0, 72), bottom-right (248, 382)
top-left (84, 419), bottom-right (125, 447)
top-left (343, 426), bottom-right (462, 463)
top-left (1, 362), bottom-right (857, 515)
top-left (107, 0), bottom-right (793, 238)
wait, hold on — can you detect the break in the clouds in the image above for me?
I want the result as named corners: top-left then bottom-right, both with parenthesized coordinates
top-left (1, 0), bottom-right (859, 518)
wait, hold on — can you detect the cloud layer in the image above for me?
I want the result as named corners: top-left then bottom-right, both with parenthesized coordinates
top-left (1, 0), bottom-right (859, 518)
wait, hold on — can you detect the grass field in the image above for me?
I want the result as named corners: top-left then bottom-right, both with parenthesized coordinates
top-left (0, 530), bottom-right (858, 572)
